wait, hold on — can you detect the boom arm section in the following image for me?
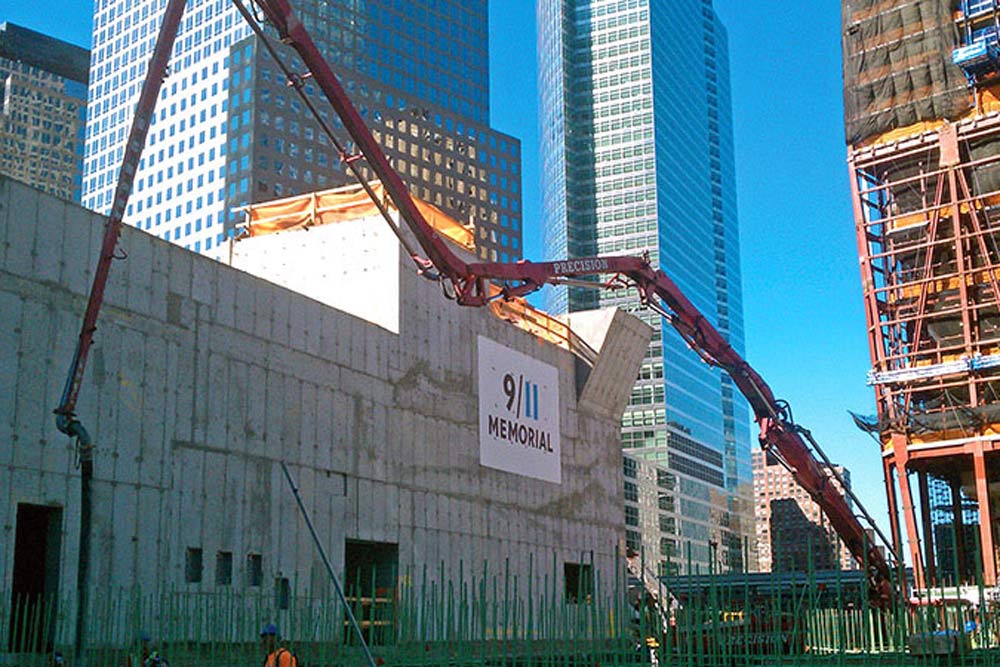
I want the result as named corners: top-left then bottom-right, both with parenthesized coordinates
top-left (243, 0), bottom-right (895, 604)
top-left (54, 0), bottom-right (187, 440)
top-left (468, 257), bottom-right (895, 603)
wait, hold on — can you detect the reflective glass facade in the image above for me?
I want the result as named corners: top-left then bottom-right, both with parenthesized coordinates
top-left (83, 0), bottom-right (520, 261)
top-left (0, 22), bottom-right (88, 203)
top-left (539, 0), bottom-right (753, 574)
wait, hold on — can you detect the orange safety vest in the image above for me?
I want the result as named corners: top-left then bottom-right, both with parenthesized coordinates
top-left (263, 648), bottom-right (297, 667)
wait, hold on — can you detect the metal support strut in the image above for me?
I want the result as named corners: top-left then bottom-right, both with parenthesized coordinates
top-left (279, 462), bottom-right (378, 667)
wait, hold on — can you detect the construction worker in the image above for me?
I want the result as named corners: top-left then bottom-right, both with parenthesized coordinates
top-left (260, 622), bottom-right (297, 667)
top-left (126, 632), bottom-right (168, 667)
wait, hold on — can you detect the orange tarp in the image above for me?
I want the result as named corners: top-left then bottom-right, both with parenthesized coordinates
top-left (881, 424), bottom-right (1000, 451)
top-left (239, 183), bottom-right (596, 360)
top-left (858, 84), bottom-right (1000, 149)
top-left (488, 284), bottom-right (597, 364)
top-left (891, 268), bottom-right (1000, 300)
top-left (861, 120), bottom-right (948, 148)
top-left (888, 193), bottom-right (1000, 232)
top-left (241, 182), bottom-right (475, 252)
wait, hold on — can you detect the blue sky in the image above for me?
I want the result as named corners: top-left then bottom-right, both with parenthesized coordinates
top-left (708, 1), bottom-right (890, 534)
top-left (7, 1), bottom-right (893, 543)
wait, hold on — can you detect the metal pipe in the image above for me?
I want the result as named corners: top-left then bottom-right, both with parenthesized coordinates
top-left (279, 461), bottom-right (377, 667)
top-left (73, 437), bottom-right (93, 667)
top-left (56, 2), bottom-right (188, 663)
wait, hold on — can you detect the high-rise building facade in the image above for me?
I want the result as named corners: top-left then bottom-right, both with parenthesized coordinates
top-left (82, 0), bottom-right (521, 262)
top-left (539, 0), bottom-right (753, 574)
top-left (752, 450), bottom-right (856, 573)
top-left (624, 453), bottom-right (677, 571)
top-left (0, 22), bottom-right (88, 202)
top-left (843, 0), bottom-right (1000, 590)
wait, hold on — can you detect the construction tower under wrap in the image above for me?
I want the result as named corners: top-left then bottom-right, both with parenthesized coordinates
top-left (844, 0), bottom-right (1000, 591)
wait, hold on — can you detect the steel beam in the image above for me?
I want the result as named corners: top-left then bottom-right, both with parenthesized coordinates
top-left (974, 447), bottom-right (997, 585)
top-left (892, 432), bottom-right (926, 590)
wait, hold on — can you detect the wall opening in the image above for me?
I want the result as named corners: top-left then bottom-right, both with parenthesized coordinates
top-left (247, 553), bottom-right (263, 587)
top-left (185, 547), bottom-right (203, 583)
top-left (216, 551), bottom-right (233, 586)
top-left (344, 540), bottom-right (398, 645)
top-left (564, 562), bottom-right (593, 604)
top-left (8, 503), bottom-right (62, 653)
top-left (275, 576), bottom-right (291, 610)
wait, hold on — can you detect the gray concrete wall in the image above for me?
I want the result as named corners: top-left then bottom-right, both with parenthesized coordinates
top-left (0, 176), bottom-right (649, 613)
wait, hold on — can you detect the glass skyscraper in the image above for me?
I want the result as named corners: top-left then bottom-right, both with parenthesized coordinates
top-left (83, 0), bottom-right (522, 262)
top-left (539, 0), bottom-right (753, 573)
top-left (0, 22), bottom-right (88, 203)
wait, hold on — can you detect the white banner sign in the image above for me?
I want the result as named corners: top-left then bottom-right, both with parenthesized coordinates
top-left (478, 336), bottom-right (561, 484)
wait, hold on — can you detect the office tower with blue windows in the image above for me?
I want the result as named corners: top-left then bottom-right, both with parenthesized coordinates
top-left (539, 0), bottom-right (754, 574)
top-left (82, 0), bottom-right (522, 262)
top-left (0, 22), bottom-right (88, 203)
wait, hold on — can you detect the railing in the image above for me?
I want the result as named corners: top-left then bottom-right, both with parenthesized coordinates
top-left (4, 554), bottom-right (1000, 665)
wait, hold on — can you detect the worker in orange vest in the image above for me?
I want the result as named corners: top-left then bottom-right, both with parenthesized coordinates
top-left (260, 623), bottom-right (297, 667)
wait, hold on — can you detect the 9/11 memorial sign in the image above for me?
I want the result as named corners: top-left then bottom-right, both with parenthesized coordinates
top-left (477, 336), bottom-right (561, 484)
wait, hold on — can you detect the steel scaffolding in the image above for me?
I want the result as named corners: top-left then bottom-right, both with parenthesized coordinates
top-left (851, 112), bottom-right (1000, 590)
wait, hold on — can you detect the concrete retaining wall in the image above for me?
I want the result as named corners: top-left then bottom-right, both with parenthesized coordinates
top-left (0, 176), bottom-right (649, 613)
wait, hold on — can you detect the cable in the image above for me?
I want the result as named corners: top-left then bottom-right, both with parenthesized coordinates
top-left (232, 0), bottom-right (437, 279)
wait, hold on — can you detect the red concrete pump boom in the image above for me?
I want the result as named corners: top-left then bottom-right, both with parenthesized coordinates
top-left (53, 0), bottom-right (897, 609)
top-left (249, 0), bottom-right (897, 604)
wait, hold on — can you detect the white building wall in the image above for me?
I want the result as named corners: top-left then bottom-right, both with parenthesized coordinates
top-left (229, 213), bottom-right (401, 333)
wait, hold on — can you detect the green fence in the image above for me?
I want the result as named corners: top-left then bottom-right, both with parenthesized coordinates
top-left (2, 556), bottom-right (638, 667)
top-left (6, 553), bottom-right (1000, 666)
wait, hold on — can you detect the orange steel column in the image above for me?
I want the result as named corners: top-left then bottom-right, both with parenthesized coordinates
top-left (847, 151), bottom-right (884, 395)
top-left (943, 128), bottom-right (977, 381)
top-left (884, 457), bottom-right (903, 561)
top-left (892, 432), bottom-right (926, 590)
top-left (918, 471), bottom-right (937, 587)
top-left (974, 447), bottom-right (997, 585)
